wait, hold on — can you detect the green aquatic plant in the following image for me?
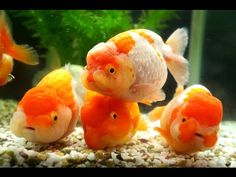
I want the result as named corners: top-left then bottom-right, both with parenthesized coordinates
top-left (135, 10), bottom-right (177, 32)
top-left (5, 10), bottom-right (177, 84)
top-left (7, 10), bottom-right (177, 65)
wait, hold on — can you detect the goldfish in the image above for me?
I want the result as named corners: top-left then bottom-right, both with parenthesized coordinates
top-left (148, 84), bottom-right (223, 154)
top-left (10, 65), bottom-right (86, 143)
top-left (0, 10), bottom-right (39, 86)
top-left (82, 28), bottom-right (189, 104)
top-left (80, 90), bottom-right (147, 150)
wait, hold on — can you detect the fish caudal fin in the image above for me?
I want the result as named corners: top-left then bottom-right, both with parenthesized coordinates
top-left (164, 28), bottom-right (189, 86)
top-left (148, 106), bottom-right (166, 121)
top-left (0, 11), bottom-right (39, 65)
top-left (7, 44), bottom-right (39, 65)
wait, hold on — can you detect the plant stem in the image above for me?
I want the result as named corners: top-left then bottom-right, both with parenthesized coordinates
top-left (188, 10), bottom-right (207, 86)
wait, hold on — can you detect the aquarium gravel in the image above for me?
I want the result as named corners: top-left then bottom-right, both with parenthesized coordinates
top-left (0, 99), bottom-right (236, 168)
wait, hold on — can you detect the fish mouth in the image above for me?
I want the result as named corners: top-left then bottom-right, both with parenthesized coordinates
top-left (195, 132), bottom-right (203, 138)
top-left (25, 127), bottom-right (35, 131)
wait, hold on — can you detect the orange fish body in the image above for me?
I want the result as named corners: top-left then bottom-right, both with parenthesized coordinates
top-left (80, 90), bottom-right (142, 150)
top-left (148, 84), bottom-right (223, 154)
top-left (82, 28), bottom-right (189, 104)
top-left (10, 66), bottom-right (85, 143)
top-left (0, 10), bottom-right (38, 86)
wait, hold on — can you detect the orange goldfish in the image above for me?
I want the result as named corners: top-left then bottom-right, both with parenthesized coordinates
top-left (0, 10), bottom-right (39, 86)
top-left (10, 65), bottom-right (85, 143)
top-left (80, 90), bottom-right (147, 150)
top-left (82, 28), bottom-right (189, 104)
top-left (148, 84), bottom-right (223, 154)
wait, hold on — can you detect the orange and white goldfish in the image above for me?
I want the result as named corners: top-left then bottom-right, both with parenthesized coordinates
top-left (82, 28), bottom-right (189, 104)
top-left (80, 90), bottom-right (147, 150)
top-left (0, 10), bottom-right (39, 86)
top-left (148, 84), bottom-right (223, 154)
top-left (10, 65), bottom-right (85, 143)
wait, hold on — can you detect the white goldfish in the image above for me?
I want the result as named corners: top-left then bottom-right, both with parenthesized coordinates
top-left (82, 28), bottom-right (189, 104)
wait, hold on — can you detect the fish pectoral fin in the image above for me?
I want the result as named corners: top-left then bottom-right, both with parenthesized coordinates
top-left (137, 115), bottom-right (149, 131)
top-left (7, 74), bottom-right (15, 82)
top-left (174, 85), bottom-right (184, 97)
top-left (130, 83), bottom-right (166, 104)
top-left (148, 106), bottom-right (166, 121)
top-left (140, 99), bottom-right (152, 106)
top-left (154, 127), bottom-right (169, 139)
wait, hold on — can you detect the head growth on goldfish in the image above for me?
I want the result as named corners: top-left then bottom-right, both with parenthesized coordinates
top-left (82, 28), bottom-right (189, 104)
top-left (80, 90), bottom-right (141, 150)
top-left (149, 84), bottom-right (223, 154)
top-left (10, 67), bottom-right (84, 143)
top-left (0, 10), bottom-right (38, 86)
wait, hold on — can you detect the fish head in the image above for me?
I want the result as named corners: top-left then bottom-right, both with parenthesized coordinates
top-left (0, 54), bottom-right (14, 86)
top-left (82, 42), bottom-right (136, 98)
top-left (10, 87), bottom-right (72, 143)
top-left (81, 91), bottom-right (140, 149)
top-left (169, 86), bottom-right (223, 151)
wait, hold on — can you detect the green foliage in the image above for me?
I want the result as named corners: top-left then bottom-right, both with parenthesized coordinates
top-left (136, 10), bottom-right (177, 33)
top-left (6, 10), bottom-right (177, 67)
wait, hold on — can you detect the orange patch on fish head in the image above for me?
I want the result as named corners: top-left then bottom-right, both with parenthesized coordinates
top-left (181, 91), bottom-right (223, 127)
top-left (19, 87), bottom-right (64, 128)
top-left (169, 104), bottom-right (197, 143)
top-left (85, 43), bottom-right (120, 83)
top-left (131, 29), bottom-right (154, 44)
top-left (109, 32), bottom-right (135, 54)
top-left (81, 93), bottom-right (133, 143)
top-left (178, 117), bottom-right (198, 143)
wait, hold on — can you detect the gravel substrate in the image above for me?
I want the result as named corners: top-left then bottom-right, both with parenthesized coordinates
top-left (0, 99), bottom-right (236, 167)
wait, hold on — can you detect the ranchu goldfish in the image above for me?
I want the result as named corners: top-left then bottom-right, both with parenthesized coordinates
top-left (10, 65), bottom-right (85, 143)
top-left (82, 28), bottom-right (189, 104)
top-left (148, 84), bottom-right (223, 154)
top-left (80, 90), bottom-right (147, 150)
top-left (0, 10), bottom-right (38, 86)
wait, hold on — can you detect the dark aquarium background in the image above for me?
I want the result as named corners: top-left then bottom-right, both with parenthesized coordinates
top-left (0, 10), bottom-right (235, 120)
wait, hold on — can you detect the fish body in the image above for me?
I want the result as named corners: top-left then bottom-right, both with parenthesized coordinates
top-left (82, 28), bottom-right (189, 104)
top-left (80, 90), bottom-right (145, 150)
top-left (0, 10), bottom-right (39, 86)
top-left (148, 84), bottom-right (223, 153)
top-left (10, 65), bottom-right (85, 143)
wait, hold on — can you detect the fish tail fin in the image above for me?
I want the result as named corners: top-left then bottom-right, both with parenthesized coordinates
top-left (0, 10), bottom-right (14, 53)
top-left (164, 28), bottom-right (189, 86)
top-left (148, 106), bottom-right (166, 121)
top-left (0, 11), bottom-right (39, 65)
top-left (7, 44), bottom-right (39, 65)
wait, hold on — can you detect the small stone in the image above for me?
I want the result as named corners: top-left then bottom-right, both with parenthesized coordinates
top-left (87, 152), bottom-right (95, 161)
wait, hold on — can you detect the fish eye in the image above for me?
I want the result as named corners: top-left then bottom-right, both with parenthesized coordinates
top-left (54, 116), bottom-right (58, 121)
top-left (110, 112), bottom-right (117, 119)
top-left (182, 118), bottom-right (186, 122)
top-left (51, 112), bottom-right (58, 121)
top-left (109, 68), bottom-right (115, 74)
top-left (106, 64), bottom-right (116, 75)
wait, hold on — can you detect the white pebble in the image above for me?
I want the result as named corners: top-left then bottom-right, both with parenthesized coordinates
top-left (87, 152), bottom-right (95, 161)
